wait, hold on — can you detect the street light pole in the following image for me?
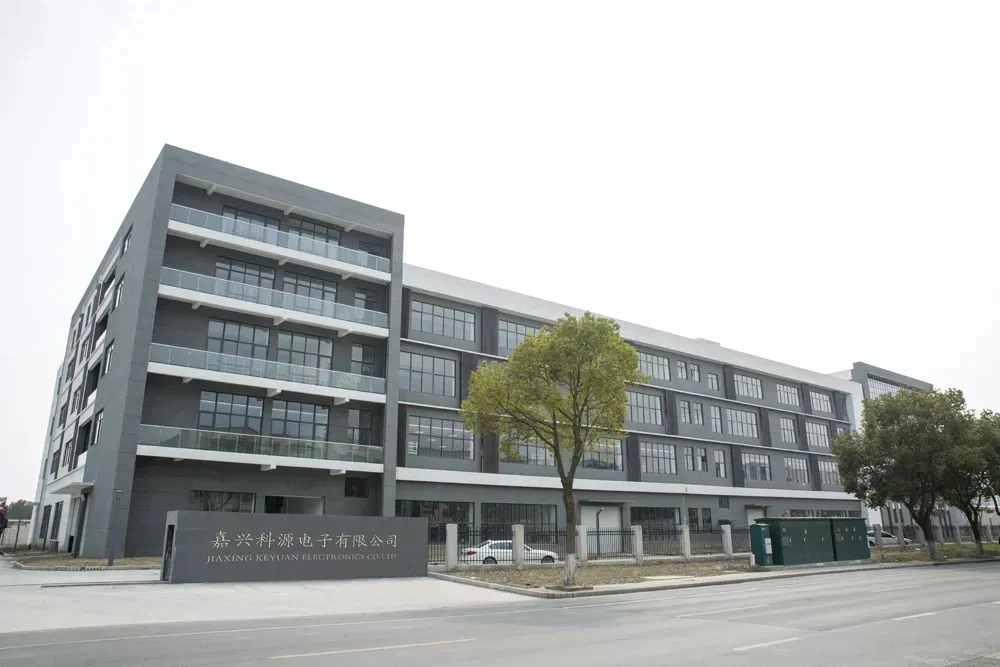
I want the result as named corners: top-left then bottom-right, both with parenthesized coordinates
top-left (107, 489), bottom-right (123, 567)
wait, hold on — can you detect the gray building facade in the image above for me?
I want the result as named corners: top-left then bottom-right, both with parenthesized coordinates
top-left (32, 146), bottom-right (866, 558)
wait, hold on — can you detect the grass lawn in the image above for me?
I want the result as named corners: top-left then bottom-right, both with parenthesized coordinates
top-left (18, 556), bottom-right (162, 568)
top-left (454, 560), bottom-right (750, 588)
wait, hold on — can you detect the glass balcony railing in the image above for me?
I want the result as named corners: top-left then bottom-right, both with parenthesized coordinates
top-left (139, 424), bottom-right (383, 464)
top-left (149, 343), bottom-right (387, 395)
top-left (169, 203), bottom-right (391, 273)
top-left (160, 267), bottom-right (388, 329)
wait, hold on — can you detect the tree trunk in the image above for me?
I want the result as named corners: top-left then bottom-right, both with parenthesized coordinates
top-left (917, 516), bottom-right (939, 560)
top-left (970, 519), bottom-right (984, 556)
top-left (562, 482), bottom-right (577, 587)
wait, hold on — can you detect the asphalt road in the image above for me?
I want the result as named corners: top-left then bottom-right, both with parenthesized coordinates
top-left (2, 563), bottom-right (1000, 666)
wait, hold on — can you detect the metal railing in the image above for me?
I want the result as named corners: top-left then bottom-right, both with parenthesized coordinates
top-left (458, 528), bottom-right (515, 565)
top-left (587, 528), bottom-right (635, 561)
top-left (138, 424), bottom-right (383, 464)
top-left (148, 343), bottom-right (386, 395)
top-left (170, 204), bottom-right (391, 273)
top-left (160, 267), bottom-right (388, 329)
top-left (689, 529), bottom-right (726, 555)
top-left (639, 527), bottom-right (683, 556)
top-left (730, 528), bottom-right (752, 553)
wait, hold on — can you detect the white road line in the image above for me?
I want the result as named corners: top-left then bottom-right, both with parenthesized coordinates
top-left (732, 637), bottom-right (801, 652)
top-left (558, 587), bottom-right (762, 610)
top-left (870, 585), bottom-right (920, 593)
top-left (892, 612), bottom-right (936, 621)
top-left (676, 604), bottom-right (768, 618)
top-left (992, 601), bottom-right (1000, 605)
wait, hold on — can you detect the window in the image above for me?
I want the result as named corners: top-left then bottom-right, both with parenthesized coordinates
top-left (684, 446), bottom-right (694, 471)
top-left (707, 373), bottom-right (719, 391)
top-left (627, 391), bottom-right (662, 425)
top-left (189, 490), bottom-right (255, 513)
top-left (780, 417), bottom-right (798, 444)
top-left (49, 501), bottom-right (64, 539)
top-left (818, 460), bottom-right (841, 485)
top-left (631, 507), bottom-right (680, 538)
top-left (810, 391), bottom-right (833, 413)
top-left (734, 373), bottom-right (763, 399)
top-left (718, 496), bottom-right (730, 509)
top-left (692, 402), bottom-right (704, 425)
top-left (638, 352), bottom-right (670, 381)
top-left (481, 504), bottom-right (558, 541)
top-left (120, 226), bottom-right (132, 256)
top-left (688, 507), bottom-right (699, 529)
top-left (358, 238), bottom-right (389, 258)
top-left (113, 278), bottom-right (124, 309)
top-left (288, 217), bottom-right (340, 245)
top-left (742, 452), bottom-right (771, 481)
top-left (676, 360), bottom-right (688, 380)
top-left (277, 331), bottom-right (334, 369)
top-left (727, 408), bottom-right (759, 438)
top-left (207, 320), bottom-right (270, 359)
top-left (344, 477), bottom-right (369, 498)
top-left (351, 344), bottom-right (376, 376)
top-left (198, 391), bottom-right (263, 434)
top-left (214, 257), bottom-right (275, 288)
top-left (710, 405), bottom-right (723, 433)
top-left (689, 363), bottom-right (700, 382)
top-left (806, 422), bottom-right (830, 448)
top-left (406, 416), bottom-right (474, 459)
top-left (581, 439), bottom-right (623, 470)
top-left (498, 320), bottom-right (539, 350)
top-left (777, 383), bottom-right (800, 407)
top-left (92, 410), bottom-right (104, 445)
top-left (50, 450), bottom-right (60, 475)
top-left (283, 272), bottom-right (337, 302)
top-left (640, 441), bottom-right (676, 475)
top-left (270, 400), bottom-right (328, 440)
top-left (38, 506), bottom-right (51, 539)
top-left (62, 439), bottom-right (75, 467)
top-left (715, 450), bottom-right (727, 478)
top-left (694, 447), bottom-right (708, 472)
top-left (399, 351), bottom-right (456, 396)
top-left (354, 288), bottom-right (379, 311)
top-left (410, 300), bottom-right (476, 341)
top-left (222, 205), bottom-right (280, 229)
top-left (785, 457), bottom-right (810, 483)
top-left (679, 400), bottom-right (691, 424)
top-left (396, 500), bottom-right (473, 528)
top-left (348, 409), bottom-right (374, 446)
top-left (501, 441), bottom-right (554, 466)
top-left (868, 377), bottom-right (903, 399)
top-left (790, 509), bottom-right (815, 518)
top-left (102, 340), bottom-right (114, 375)
top-left (58, 403), bottom-right (68, 427)
top-left (701, 508), bottom-right (712, 532)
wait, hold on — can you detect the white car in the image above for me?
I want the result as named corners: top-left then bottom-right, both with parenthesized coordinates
top-left (460, 539), bottom-right (558, 564)
top-left (868, 530), bottom-right (912, 546)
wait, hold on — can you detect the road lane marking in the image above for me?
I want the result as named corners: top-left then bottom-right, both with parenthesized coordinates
top-left (676, 604), bottom-right (768, 618)
top-left (732, 637), bottom-right (800, 652)
top-left (870, 585), bottom-right (920, 593)
top-left (892, 612), bottom-right (936, 621)
top-left (269, 638), bottom-right (477, 660)
top-left (992, 601), bottom-right (1000, 605)
top-left (557, 588), bottom-right (762, 610)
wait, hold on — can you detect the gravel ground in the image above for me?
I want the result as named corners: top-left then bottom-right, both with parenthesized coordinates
top-left (455, 560), bottom-right (750, 588)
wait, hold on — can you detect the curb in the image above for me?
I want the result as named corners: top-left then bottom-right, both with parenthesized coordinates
top-left (429, 558), bottom-right (999, 599)
top-left (12, 561), bottom-right (161, 572)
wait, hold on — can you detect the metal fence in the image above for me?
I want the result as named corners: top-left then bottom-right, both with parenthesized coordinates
top-left (689, 530), bottom-right (725, 555)
top-left (730, 529), bottom-right (751, 553)
top-left (586, 529), bottom-right (634, 561)
top-left (643, 527), bottom-right (682, 556)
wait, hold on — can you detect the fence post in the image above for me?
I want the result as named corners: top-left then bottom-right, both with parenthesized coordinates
top-left (722, 524), bottom-right (733, 557)
top-left (681, 525), bottom-right (692, 560)
top-left (955, 525), bottom-right (964, 544)
top-left (873, 524), bottom-right (883, 548)
top-left (446, 523), bottom-right (458, 572)
top-left (633, 526), bottom-right (643, 565)
top-left (512, 524), bottom-right (525, 570)
top-left (932, 524), bottom-right (943, 544)
top-left (897, 528), bottom-right (906, 549)
top-left (577, 525), bottom-right (588, 563)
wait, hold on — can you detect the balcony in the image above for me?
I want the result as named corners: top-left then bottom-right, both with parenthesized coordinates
top-left (137, 424), bottom-right (383, 472)
top-left (159, 267), bottom-right (389, 338)
top-left (168, 204), bottom-right (391, 283)
top-left (147, 343), bottom-right (387, 404)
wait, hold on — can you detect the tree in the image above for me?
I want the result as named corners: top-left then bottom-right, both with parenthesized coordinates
top-left (979, 411), bottom-right (1000, 523)
top-left (831, 388), bottom-right (971, 560)
top-left (4, 499), bottom-right (33, 521)
top-left (460, 312), bottom-right (644, 586)
top-left (941, 413), bottom-right (991, 555)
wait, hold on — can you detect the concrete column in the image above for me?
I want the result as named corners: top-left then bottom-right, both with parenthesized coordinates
top-left (955, 523), bottom-right (964, 544)
top-left (897, 529), bottom-right (907, 548)
top-left (577, 525), bottom-right (588, 563)
top-left (512, 524), bottom-right (524, 569)
top-left (633, 525), bottom-right (644, 564)
top-left (932, 524), bottom-right (943, 544)
top-left (681, 525), bottom-right (692, 559)
top-left (722, 524), bottom-right (733, 557)
top-left (873, 524), bottom-right (883, 548)
top-left (446, 523), bottom-right (458, 572)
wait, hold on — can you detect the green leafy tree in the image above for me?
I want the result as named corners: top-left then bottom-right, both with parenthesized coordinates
top-left (832, 388), bottom-right (971, 560)
top-left (4, 499), bottom-right (33, 521)
top-left (941, 414), bottom-right (991, 555)
top-left (460, 312), bottom-right (645, 586)
top-left (979, 411), bottom-right (1000, 522)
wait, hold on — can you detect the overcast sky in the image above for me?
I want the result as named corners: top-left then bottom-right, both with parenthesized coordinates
top-left (1, 2), bottom-right (998, 502)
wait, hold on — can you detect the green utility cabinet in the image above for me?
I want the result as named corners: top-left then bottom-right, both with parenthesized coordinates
top-left (749, 523), bottom-right (773, 565)
top-left (754, 518), bottom-right (835, 565)
top-left (831, 518), bottom-right (871, 561)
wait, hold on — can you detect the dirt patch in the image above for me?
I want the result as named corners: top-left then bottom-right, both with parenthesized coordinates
top-left (872, 542), bottom-right (1000, 563)
top-left (18, 556), bottom-right (162, 568)
top-left (454, 560), bottom-right (750, 588)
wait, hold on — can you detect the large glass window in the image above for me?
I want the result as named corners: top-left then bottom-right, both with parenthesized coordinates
top-left (288, 217), bottom-right (340, 245)
top-left (501, 441), bottom-right (554, 466)
top-left (742, 452), bottom-right (771, 481)
top-left (679, 400), bottom-right (691, 423)
top-left (810, 391), bottom-right (833, 413)
top-left (780, 417), bottom-right (798, 444)
top-left (785, 457), bottom-right (810, 483)
top-left (868, 377), bottom-right (903, 399)
top-left (198, 391), bottom-right (263, 434)
top-left (727, 408), bottom-right (759, 438)
top-left (692, 402), bottom-right (704, 425)
top-left (734, 373), bottom-right (763, 399)
top-left (806, 421), bottom-right (830, 448)
top-left (639, 352), bottom-right (670, 381)
top-left (818, 460), bottom-right (841, 485)
top-left (222, 205), bottom-right (280, 229)
top-left (631, 507), bottom-right (680, 539)
top-left (676, 360), bottom-right (688, 380)
top-left (215, 257), bottom-right (274, 288)
top-left (777, 383), bottom-right (800, 407)
top-left (283, 272), bottom-right (337, 302)
top-left (480, 503), bottom-right (557, 539)
top-left (354, 288), bottom-right (379, 311)
top-left (270, 400), bottom-right (329, 440)
top-left (399, 352), bottom-right (456, 396)
top-left (715, 450), bottom-right (727, 478)
top-left (410, 300), bottom-right (476, 341)
top-left (710, 405), bottom-right (723, 433)
top-left (352, 344), bottom-right (376, 376)
top-left (689, 363), bottom-right (700, 382)
top-left (113, 277), bottom-right (124, 309)
top-left (358, 238), bottom-right (389, 258)
top-left (92, 410), bottom-right (104, 445)
top-left (208, 319), bottom-right (270, 359)
top-left (627, 391), bottom-right (662, 425)
top-left (581, 439), bottom-right (623, 470)
top-left (348, 409), bottom-right (374, 445)
top-left (498, 320), bottom-right (539, 351)
top-left (102, 340), bottom-right (114, 375)
top-left (276, 331), bottom-right (334, 369)
top-left (395, 500), bottom-right (473, 538)
top-left (188, 490), bottom-right (255, 513)
top-left (684, 446), bottom-right (694, 471)
top-left (640, 441), bottom-right (676, 475)
top-left (406, 416), bottom-right (474, 459)
top-left (694, 447), bottom-right (708, 472)
top-left (707, 373), bottom-right (719, 391)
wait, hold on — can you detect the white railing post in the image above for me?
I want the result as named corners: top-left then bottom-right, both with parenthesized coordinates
top-left (873, 524), bottom-right (884, 548)
top-left (722, 524), bottom-right (733, 557)
top-left (577, 525), bottom-right (588, 563)
top-left (681, 525), bottom-right (692, 560)
top-left (512, 524), bottom-right (525, 569)
top-left (633, 526), bottom-right (643, 564)
top-left (446, 523), bottom-right (458, 571)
